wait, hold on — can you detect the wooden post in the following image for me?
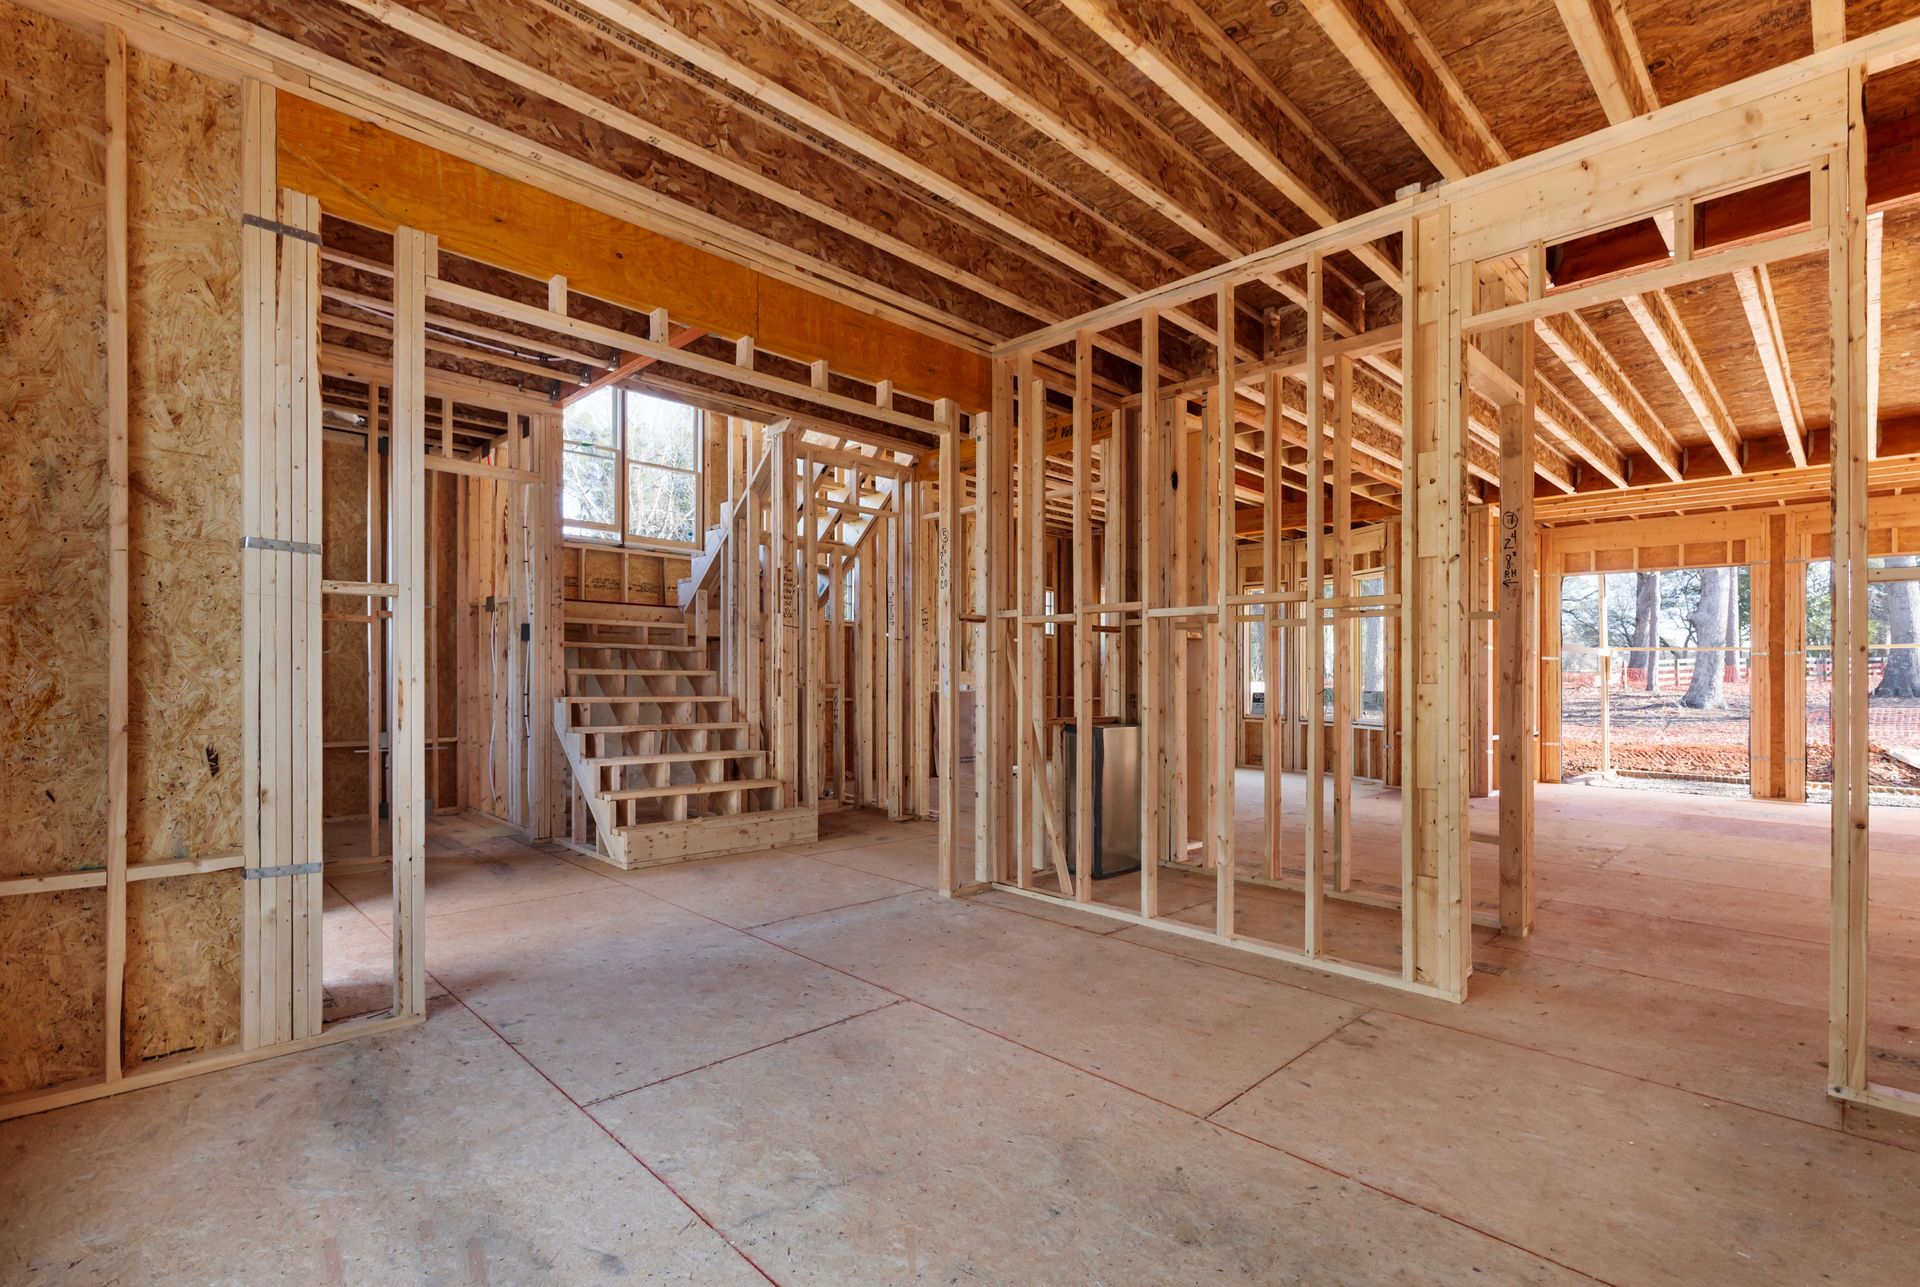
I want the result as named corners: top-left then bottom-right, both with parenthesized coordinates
top-left (1072, 333), bottom-right (1095, 902)
top-left (389, 224), bottom-right (434, 1021)
top-left (1330, 354), bottom-right (1355, 894)
top-left (1262, 371), bottom-right (1284, 883)
top-left (770, 426), bottom-right (798, 808)
top-left (1017, 353), bottom-right (1042, 889)
top-left (1596, 573), bottom-right (1612, 775)
top-left (366, 385), bottom-right (385, 859)
top-left (1469, 506), bottom-right (1495, 797)
top-left (987, 364), bottom-right (1017, 884)
top-left (1402, 209), bottom-right (1471, 998)
top-left (1213, 282), bottom-right (1238, 937)
top-left (529, 410), bottom-right (561, 840)
top-left (103, 25), bottom-right (130, 1080)
top-left (1137, 315), bottom-right (1164, 918)
top-left (1783, 517), bottom-right (1809, 803)
top-left (1829, 75), bottom-right (1871, 1098)
top-left (886, 479), bottom-right (905, 820)
top-left (1497, 307), bottom-right (1538, 938)
top-left (1303, 261), bottom-right (1325, 954)
top-left (936, 402), bottom-right (960, 894)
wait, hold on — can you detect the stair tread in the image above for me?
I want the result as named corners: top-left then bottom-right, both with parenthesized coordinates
top-left (570, 721), bottom-right (748, 733)
top-left (590, 749), bottom-right (767, 766)
top-left (566, 694), bottom-right (731, 704)
top-left (599, 777), bottom-right (782, 802)
top-left (564, 612), bottom-right (685, 624)
top-left (565, 643), bottom-right (704, 652)
top-left (567, 667), bottom-right (716, 677)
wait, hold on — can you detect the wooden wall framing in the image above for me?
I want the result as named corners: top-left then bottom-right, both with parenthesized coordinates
top-left (979, 19), bottom-right (1920, 1107)
top-left (0, 18), bottom-right (430, 1118)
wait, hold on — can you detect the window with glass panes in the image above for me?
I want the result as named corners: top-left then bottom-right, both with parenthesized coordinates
top-left (562, 388), bottom-right (702, 548)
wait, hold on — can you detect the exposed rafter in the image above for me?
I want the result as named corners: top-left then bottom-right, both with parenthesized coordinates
top-left (549, 0), bottom-right (1192, 310)
top-left (1536, 312), bottom-right (1685, 482)
top-left (1814, 0), bottom-right (1846, 50)
top-left (1299, 0), bottom-right (1507, 180)
top-left (337, 0), bottom-right (1102, 334)
top-left (837, 0), bottom-right (1290, 262)
top-left (826, 0), bottom-right (1363, 338)
top-left (1053, 0), bottom-right (1396, 285)
top-left (1552, 0), bottom-right (1657, 121)
top-left (1621, 291), bottom-right (1743, 474)
top-left (1733, 266), bottom-right (1808, 468)
top-left (1550, 0), bottom-right (1747, 477)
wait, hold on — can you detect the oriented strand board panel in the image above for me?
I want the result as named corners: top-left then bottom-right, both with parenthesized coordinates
top-left (432, 471), bottom-right (459, 808)
top-left (125, 48), bottom-right (243, 866)
top-left (322, 437), bottom-right (373, 819)
top-left (0, 891), bottom-right (107, 1097)
top-left (0, 1), bottom-right (109, 1095)
top-left (121, 48), bottom-right (246, 1064)
top-left (0, 1), bottom-right (109, 880)
top-left (123, 872), bottom-right (242, 1064)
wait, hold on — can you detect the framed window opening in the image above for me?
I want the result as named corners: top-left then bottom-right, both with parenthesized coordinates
top-left (562, 387), bottom-right (703, 550)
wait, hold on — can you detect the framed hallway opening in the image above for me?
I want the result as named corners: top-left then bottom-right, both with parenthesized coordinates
top-left (964, 22), bottom-right (1920, 1120)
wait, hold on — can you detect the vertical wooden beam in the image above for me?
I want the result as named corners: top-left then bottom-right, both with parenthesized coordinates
top-left (1171, 408), bottom-right (1193, 868)
top-left (803, 447), bottom-right (820, 810)
top-left (886, 478), bottom-right (905, 819)
top-left (1137, 315), bottom-right (1164, 918)
top-left (1468, 505), bottom-right (1494, 797)
top-left (366, 385), bottom-right (384, 859)
top-left (937, 402), bottom-right (960, 893)
top-left (1262, 371), bottom-right (1284, 883)
top-left (1017, 356), bottom-right (1050, 887)
top-left (1072, 334), bottom-right (1095, 902)
top-left (1213, 284), bottom-right (1238, 936)
top-left (390, 225), bottom-right (434, 1021)
top-left (1829, 76), bottom-right (1871, 1097)
top-left (1497, 308), bottom-right (1538, 938)
top-left (1596, 571), bottom-right (1612, 775)
top-left (1784, 519), bottom-right (1809, 803)
top-left (529, 411), bottom-right (561, 840)
top-left (103, 25), bottom-right (130, 1080)
top-left (770, 426), bottom-right (797, 808)
top-left (239, 80), bottom-right (275, 1050)
top-left (987, 366), bottom-right (1017, 883)
top-left (289, 189), bottom-right (323, 1041)
top-left (1303, 262), bottom-right (1326, 954)
top-left (1330, 354), bottom-right (1354, 894)
top-left (1403, 209), bottom-right (1471, 997)
top-left (1751, 520), bottom-right (1780, 800)
top-left (970, 407), bottom-right (997, 883)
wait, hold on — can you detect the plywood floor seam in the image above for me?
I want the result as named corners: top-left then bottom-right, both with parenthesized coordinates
top-left (9, 795), bottom-right (1920, 1283)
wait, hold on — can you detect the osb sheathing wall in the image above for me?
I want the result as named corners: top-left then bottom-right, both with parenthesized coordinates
top-left (1, 5), bottom-right (243, 1093)
top-left (321, 436), bottom-right (373, 819)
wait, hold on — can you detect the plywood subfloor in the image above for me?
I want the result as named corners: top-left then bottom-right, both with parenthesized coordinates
top-left (6, 790), bottom-right (1920, 1282)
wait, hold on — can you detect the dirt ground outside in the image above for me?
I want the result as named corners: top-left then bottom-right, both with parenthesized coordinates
top-left (1560, 670), bottom-right (1920, 788)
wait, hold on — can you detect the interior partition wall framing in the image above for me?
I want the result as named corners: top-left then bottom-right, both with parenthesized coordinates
top-left (968, 24), bottom-right (1916, 1122)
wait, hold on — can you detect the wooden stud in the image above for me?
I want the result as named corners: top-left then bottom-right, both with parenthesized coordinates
top-left (103, 24), bottom-right (130, 1081)
top-left (1213, 284), bottom-right (1238, 937)
top-left (1303, 262), bottom-right (1325, 955)
top-left (1072, 333), bottom-right (1094, 903)
top-left (1330, 354), bottom-right (1354, 894)
top-left (936, 401), bottom-right (960, 894)
top-left (1829, 78), bottom-right (1871, 1098)
top-left (1137, 314), bottom-right (1164, 919)
top-left (390, 225), bottom-right (435, 1020)
top-left (1497, 295), bottom-right (1538, 938)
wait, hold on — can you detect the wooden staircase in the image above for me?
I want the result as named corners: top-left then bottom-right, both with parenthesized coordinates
top-left (556, 607), bottom-right (814, 868)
